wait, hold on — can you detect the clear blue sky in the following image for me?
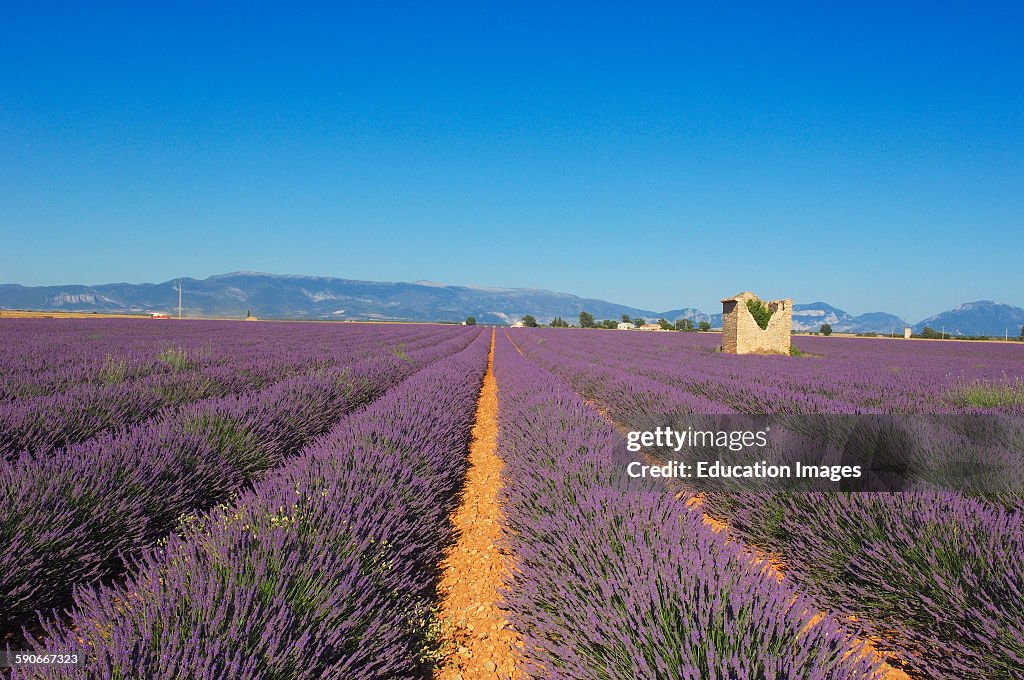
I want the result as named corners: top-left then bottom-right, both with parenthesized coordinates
top-left (2, 2), bottom-right (1021, 319)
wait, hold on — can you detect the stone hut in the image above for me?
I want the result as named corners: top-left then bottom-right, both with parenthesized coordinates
top-left (721, 291), bottom-right (792, 354)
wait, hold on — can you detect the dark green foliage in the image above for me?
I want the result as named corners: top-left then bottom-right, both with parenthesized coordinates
top-left (600, 319), bottom-right (618, 330)
top-left (820, 323), bottom-right (832, 336)
top-left (920, 326), bottom-right (943, 339)
top-left (675, 318), bottom-right (695, 332)
top-left (464, 316), bottom-right (476, 326)
top-left (658, 318), bottom-right (673, 331)
top-left (579, 311), bottom-right (596, 328)
top-left (633, 317), bottom-right (646, 327)
top-left (550, 316), bottom-right (569, 328)
top-left (745, 299), bottom-right (773, 330)
top-left (522, 315), bottom-right (538, 328)
top-left (699, 321), bottom-right (711, 332)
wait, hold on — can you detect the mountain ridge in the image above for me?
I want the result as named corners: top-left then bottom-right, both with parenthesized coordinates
top-left (1, 272), bottom-right (1021, 336)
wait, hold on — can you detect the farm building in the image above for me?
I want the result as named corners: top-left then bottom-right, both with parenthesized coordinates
top-left (617, 322), bottom-right (635, 330)
top-left (721, 291), bottom-right (792, 354)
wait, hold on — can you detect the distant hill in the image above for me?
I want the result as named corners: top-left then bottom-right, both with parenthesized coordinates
top-left (0, 272), bottom-right (666, 326)
top-left (659, 308), bottom-right (711, 324)
top-left (791, 302), bottom-right (907, 334)
top-left (0, 272), bottom-right (1019, 335)
top-left (913, 301), bottom-right (1024, 337)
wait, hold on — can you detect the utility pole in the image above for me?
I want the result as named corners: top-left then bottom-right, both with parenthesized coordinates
top-left (178, 279), bottom-right (183, 320)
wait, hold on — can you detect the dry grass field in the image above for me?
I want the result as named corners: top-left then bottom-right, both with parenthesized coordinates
top-left (0, 310), bottom-right (149, 319)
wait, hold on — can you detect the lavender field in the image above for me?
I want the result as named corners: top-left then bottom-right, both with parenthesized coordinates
top-left (2, 319), bottom-right (1022, 678)
top-left (503, 328), bottom-right (1024, 679)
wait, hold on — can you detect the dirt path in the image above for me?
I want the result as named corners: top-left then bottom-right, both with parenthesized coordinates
top-left (435, 329), bottom-right (520, 680)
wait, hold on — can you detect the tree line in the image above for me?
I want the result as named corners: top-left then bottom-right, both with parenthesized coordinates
top-left (475, 311), bottom-right (715, 331)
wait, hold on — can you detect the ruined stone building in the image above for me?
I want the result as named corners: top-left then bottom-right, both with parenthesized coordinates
top-left (720, 291), bottom-right (792, 354)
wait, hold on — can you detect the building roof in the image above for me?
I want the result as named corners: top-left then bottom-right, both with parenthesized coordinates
top-left (720, 291), bottom-right (759, 303)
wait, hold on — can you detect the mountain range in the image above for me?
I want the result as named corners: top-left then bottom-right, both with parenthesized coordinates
top-left (1, 272), bottom-right (1022, 337)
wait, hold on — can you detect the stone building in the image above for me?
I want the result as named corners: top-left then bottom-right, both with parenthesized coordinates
top-left (720, 291), bottom-right (792, 354)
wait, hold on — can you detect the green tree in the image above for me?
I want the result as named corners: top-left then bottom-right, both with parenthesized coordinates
top-left (579, 311), bottom-right (596, 328)
top-left (698, 321), bottom-right (711, 332)
top-left (522, 315), bottom-right (538, 328)
top-left (633, 317), bottom-right (646, 327)
top-left (745, 298), bottom-right (773, 330)
top-left (601, 319), bottom-right (618, 329)
top-left (621, 314), bottom-right (631, 324)
top-left (920, 326), bottom-right (942, 339)
top-left (820, 323), bottom-right (832, 336)
top-left (1019, 325), bottom-right (1023, 341)
top-left (550, 316), bottom-right (569, 328)
top-left (465, 316), bottom-right (476, 326)
top-left (658, 318), bottom-right (673, 330)
top-left (675, 318), bottom-right (695, 332)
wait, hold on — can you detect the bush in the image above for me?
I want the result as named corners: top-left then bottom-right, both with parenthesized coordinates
top-left (745, 299), bottom-right (773, 330)
top-left (820, 324), bottom-right (832, 336)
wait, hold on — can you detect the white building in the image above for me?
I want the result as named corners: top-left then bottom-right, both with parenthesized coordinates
top-left (617, 322), bottom-right (635, 330)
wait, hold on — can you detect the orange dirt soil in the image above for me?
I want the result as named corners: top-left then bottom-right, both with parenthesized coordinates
top-left (435, 329), bottom-right (521, 680)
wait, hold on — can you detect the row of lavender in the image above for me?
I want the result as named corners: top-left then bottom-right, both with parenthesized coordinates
top-left (508, 328), bottom-right (1024, 678)
top-left (517, 327), bottom-right (1024, 414)
top-left (13, 329), bottom-right (491, 678)
top-left (1, 323), bottom-right (479, 639)
top-left (0, 319), bottom-right (403, 401)
top-left (1, 321), bottom-right (449, 458)
top-left (493, 333), bottom-right (881, 678)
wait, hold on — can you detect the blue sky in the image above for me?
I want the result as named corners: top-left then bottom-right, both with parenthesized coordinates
top-left (1, 2), bottom-right (1021, 319)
